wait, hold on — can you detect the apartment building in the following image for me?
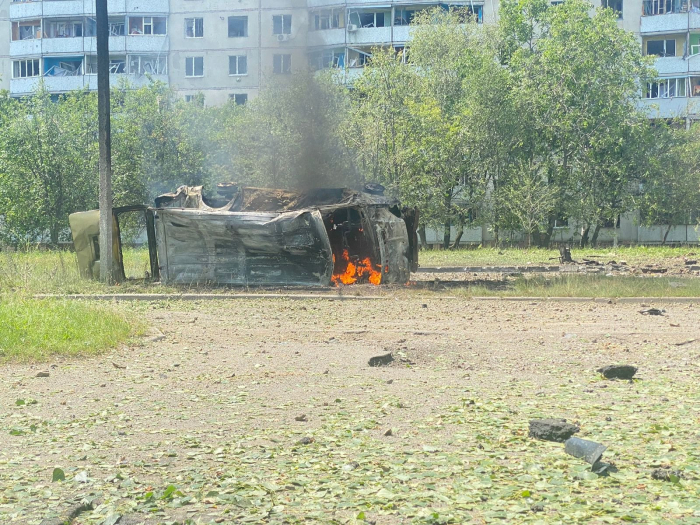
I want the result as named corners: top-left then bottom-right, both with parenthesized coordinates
top-left (1, 0), bottom-right (692, 114)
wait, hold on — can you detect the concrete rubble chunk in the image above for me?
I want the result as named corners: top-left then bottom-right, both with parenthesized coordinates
top-left (651, 468), bottom-right (682, 481)
top-left (368, 353), bottom-right (394, 367)
top-left (597, 365), bottom-right (637, 380)
top-left (528, 418), bottom-right (579, 443)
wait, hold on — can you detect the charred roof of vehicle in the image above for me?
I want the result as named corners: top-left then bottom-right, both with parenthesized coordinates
top-left (154, 183), bottom-right (398, 213)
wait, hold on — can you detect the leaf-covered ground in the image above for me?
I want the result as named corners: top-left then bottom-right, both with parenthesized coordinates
top-left (1, 294), bottom-right (699, 524)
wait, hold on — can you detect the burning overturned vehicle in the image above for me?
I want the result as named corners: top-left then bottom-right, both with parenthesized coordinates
top-left (69, 184), bottom-right (418, 287)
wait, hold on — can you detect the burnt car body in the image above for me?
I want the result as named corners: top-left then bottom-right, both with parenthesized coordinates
top-left (69, 184), bottom-right (418, 286)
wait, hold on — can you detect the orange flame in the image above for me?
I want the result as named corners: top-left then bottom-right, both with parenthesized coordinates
top-left (332, 249), bottom-right (382, 286)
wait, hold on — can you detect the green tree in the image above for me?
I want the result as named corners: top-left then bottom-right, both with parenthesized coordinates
top-left (0, 86), bottom-right (97, 245)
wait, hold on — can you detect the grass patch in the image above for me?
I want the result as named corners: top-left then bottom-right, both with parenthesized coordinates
top-left (0, 298), bottom-right (143, 362)
top-left (0, 247), bottom-right (170, 295)
top-left (458, 274), bottom-right (700, 297)
top-left (419, 245), bottom-right (697, 267)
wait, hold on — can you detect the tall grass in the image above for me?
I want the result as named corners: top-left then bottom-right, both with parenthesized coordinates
top-left (460, 274), bottom-right (700, 297)
top-left (419, 245), bottom-right (697, 267)
top-left (0, 297), bottom-right (143, 362)
top-left (0, 247), bottom-right (153, 295)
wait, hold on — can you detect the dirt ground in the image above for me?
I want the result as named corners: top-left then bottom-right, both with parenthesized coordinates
top-left (1, 292), bottom-right (700, 524)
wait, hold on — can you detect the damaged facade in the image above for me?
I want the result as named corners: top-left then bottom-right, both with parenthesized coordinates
top-left (69, 185), bottom-right (418, 286)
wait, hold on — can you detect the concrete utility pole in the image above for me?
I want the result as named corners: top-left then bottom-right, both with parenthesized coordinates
top-left (96, 0), bottom-right (114, 283)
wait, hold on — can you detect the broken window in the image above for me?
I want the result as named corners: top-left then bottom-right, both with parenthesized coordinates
top-left (347, 48), bottom-right (372, 68)
top-left (309, 49), bottom-right (345, 70)
top-left (12, 20), bottom-right (41, 41)
top-left (108, 18), bottom-right (125, 36)
top-left (643, 0), bottom-right (681, 15)
top-left (603, 0), bottom-right (623, 17)
top-left (273, 54), bottom-right (291, 74)
top-left (461, 5), bottom-right (484, 23)
top-left (185, 56), bottom-right (204, 77)
top-left (646, 38), bottom-right (677, 57)
top-left (228, 16), bottom-right (248, 37)
top-left (273, 14), bottom-right (292, 35)
top-left (310, 8), bottom-right (344, 30)
top-left (394, 46), bottom-right (409, 63)
top-left (128, 55), bottom-right (167, 75)
top-left (12, 59), bottom-right (40, 78)
top-left (394, 8), bottom-right (416, 26)
top-left (229, 93), bottom-right (248, 105)
top-left (348, 10), bottom-right (389, 28)
top-left (44, 56), bottom-right (83, 76)
top-left (86, 55), bottom-right (126, 74)
top-left (128, 16), bottom-right (166, 35)
top-left (229, 55), bottom-right (247, 75)
top-left (185, 18), bottom-right (203, 38)
top-left (44, 20), bottom-right (84, 38)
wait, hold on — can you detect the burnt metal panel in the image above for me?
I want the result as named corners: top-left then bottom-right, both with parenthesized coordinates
top-left (154, 208), bottom-right (333, 286)
top-left (368, 207), bottom-right (411, 284)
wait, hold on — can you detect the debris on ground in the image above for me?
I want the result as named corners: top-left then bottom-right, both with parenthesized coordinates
top-left (564, 437), bottom-right (610, 472)
top-left (651, 468), bottom-right (682, 482)
top-left (639, 308), bottom-right (665, 316)
top-left (673, 339), bottom-right (697, 346)
top-left (597, 365), bottom-right (638, 380)
top-left (368, 353), bottom-right (394, 367)
top-left (528, 418), bottom-right (580, 442)
top-left (36, 371), bottom-right (49, 378)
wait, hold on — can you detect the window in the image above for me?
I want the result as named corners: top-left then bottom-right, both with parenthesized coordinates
top-left (273, 14), bottom-right (292, 35)
top-left (603, 0), bottom-right (623, 18)
top-left (273, 54), bottom-right (291, 74)
top-left (348, 10), bottom-right (389, 28)
top-left (394, 8), bottom-right (416, 26)
top-left (643, 0), bottom-right (678, 16)
top-left (108, 18), bottom-right (125, 36)
top-left (86, 55), bottom-right (126, 74)
top-left (309, 49), bottom-right (345, 70)
top-left (186, 56), bottom-right (204, 77)
top-left (44, 20), bottom-right (83, 38)
top-left (228, 16), bottom-right (248, 37)
top-left (602, 216), bottom-right (621, 228)
top-left (229, 55), bottom-right (247, 75)
top-left (347, 48), bottom-right (372, 67)
top-left (128, 16), bottom-right (167, 35)
top-left (12, 59), bottom-right (40, 78)
top-left (646, 39), bottom-right (676, 57)
top-left (646, 77), bottom-right (687, 98)
top-left (12, 20), bottom-right (41, 41)
top-left (128, 55), bottom-right (167, 75)
top-left (229, 93), bottom-right (248, 105)
top-left (185, 18), bottom-right (203, 38)
top-left (311, 8), bottom-right (344, 30)
top-left (184, 94), bottom-right (204, 105)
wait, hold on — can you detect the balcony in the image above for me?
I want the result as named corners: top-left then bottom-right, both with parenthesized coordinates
top-left (9, 39), bottom-right (42, 57)
top-left (125, 35), bottom-right (168, 53)
top-left (391, 25), bottom-right (412, 43)
top-left (9, 0), bottom-right (167, 20)
top-left (640, 12), bottom-right (688, 34)
top-left (640, 96), bottom-right (694, 118)
top-left (347, 26), bottom-right (392, 45)
top-left (10, 73), bottom-right (168, 95)
top-left (654, 56), bottom-right (687, 75)
top-left (307, 27), bottom-right (345, 47)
